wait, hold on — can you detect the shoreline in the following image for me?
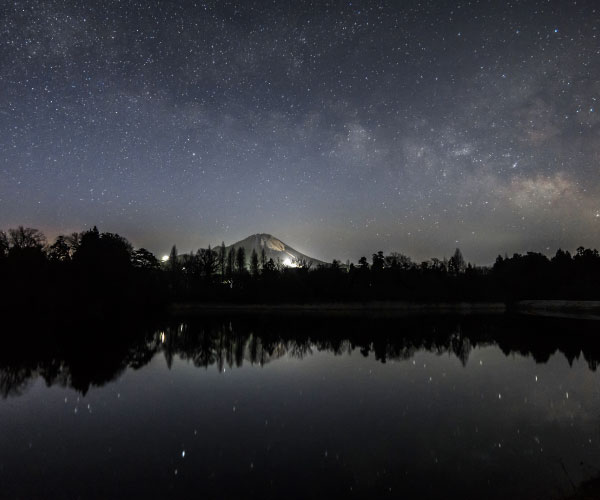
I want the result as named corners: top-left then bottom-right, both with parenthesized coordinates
top-left (169, 300), bottom-right (600, 319)
top-left (169, 301), bottom-right (507, 317)
top-left (515, 300), bottom-right (600, 320)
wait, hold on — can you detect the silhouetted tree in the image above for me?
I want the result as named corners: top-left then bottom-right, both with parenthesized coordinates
top-left (430, 257), bottom-right (446, 272)
top-left (0, 230), bottom-right (8, 258)
top-left (575, 247), bottom-right (599, 262)
top-left (199, 245), bottom-right (218, 279)
top-left (250, 249), bottom-right (259, 276)
top-left (493, 254), bottom-right (504, 271)
top-left (552, 248), bottom-right (572, 266)
top-left (8, 226), bottom-right (46, 251)
top-left (48, 235), bottom-right (71, 262)
top-left (226, 247), bottom-right (236, 277)
top-left (168, 245), bottom-right (179, 273)
top-left (218, 242), bottom-right (226, 276)
top-left (74, 228), bottom-right (133, 270)
top-left (385, 252), bottom-right (412, 270)
top-left (372, 251), bottom-right (385, 271)
top-left (298, 258), bottom-right (312, 270)
top-left (263, 258), bottom-right (276, 273)
top-left (132, 248), bottom-right (160, 269)
top-left (236, 247), bottom-right (246, 274)
top-left (64, 232), bottom-right (81, 254)
top-left (260, 247), bottom-right (267, 270)
top-left (448, 248), bottom-right (466, 275)
top-left (74, 226), bottom-right (100, 261)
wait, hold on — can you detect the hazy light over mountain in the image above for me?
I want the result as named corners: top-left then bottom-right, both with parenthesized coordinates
top-left (222, 233), bottom-right (327, 267)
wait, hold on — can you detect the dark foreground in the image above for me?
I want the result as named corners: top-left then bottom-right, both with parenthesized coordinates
top-left (2, 314), bottom-right (600, 499)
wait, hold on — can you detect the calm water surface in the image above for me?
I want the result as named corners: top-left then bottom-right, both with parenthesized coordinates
top-left (1, 315), bottom-right (600, 499)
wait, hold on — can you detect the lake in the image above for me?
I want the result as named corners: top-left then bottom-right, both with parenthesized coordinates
top-left (1, 314), bottom-right (600, 499)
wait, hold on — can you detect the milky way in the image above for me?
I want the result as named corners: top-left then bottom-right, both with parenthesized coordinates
top-left (1, 0), bottom-right (598, 263)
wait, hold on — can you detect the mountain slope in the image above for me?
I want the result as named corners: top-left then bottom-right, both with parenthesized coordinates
top-left (222, 233), bottom-right (325, 268)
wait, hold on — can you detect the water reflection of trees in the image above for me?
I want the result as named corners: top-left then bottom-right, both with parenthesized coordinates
top-left (1, 315), bottom-right (600, 398)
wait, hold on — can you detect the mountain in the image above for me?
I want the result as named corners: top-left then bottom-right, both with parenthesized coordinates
top-left (222, 233), bottom-right (326, 268)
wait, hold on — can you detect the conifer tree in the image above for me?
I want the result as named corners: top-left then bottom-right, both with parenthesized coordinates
top-left (250, 249), bottom-right (259, 276)
top-left (219, 242), bottom-right (226, 276)
top-left (226, 247), bottom-right (236, 277)
top-left (236, 247), bottom-right (246, 274)
top-left (260, 247), bottom-right (267, 270)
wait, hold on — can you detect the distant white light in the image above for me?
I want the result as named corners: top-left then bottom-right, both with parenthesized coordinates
top-left (161, 255), bottom-right (169, 262)
top-left (283, 258), bottom-right (292, 267)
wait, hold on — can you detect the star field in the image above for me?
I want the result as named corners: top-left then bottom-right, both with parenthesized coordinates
top-left (1, 0), bottom-right (598, 262)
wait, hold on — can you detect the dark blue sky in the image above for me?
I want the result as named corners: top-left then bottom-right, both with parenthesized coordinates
top-left (1, 0), bottom-right (598, 263)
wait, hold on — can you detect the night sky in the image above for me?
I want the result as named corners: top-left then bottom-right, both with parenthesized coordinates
top-left (1, 0), bottom-right (598, 263)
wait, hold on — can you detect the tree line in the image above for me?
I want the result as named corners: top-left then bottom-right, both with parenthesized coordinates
top-left (0, 225), bottom-right (167, 315)
top-left (1, 225), bottom-right (599, 314)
